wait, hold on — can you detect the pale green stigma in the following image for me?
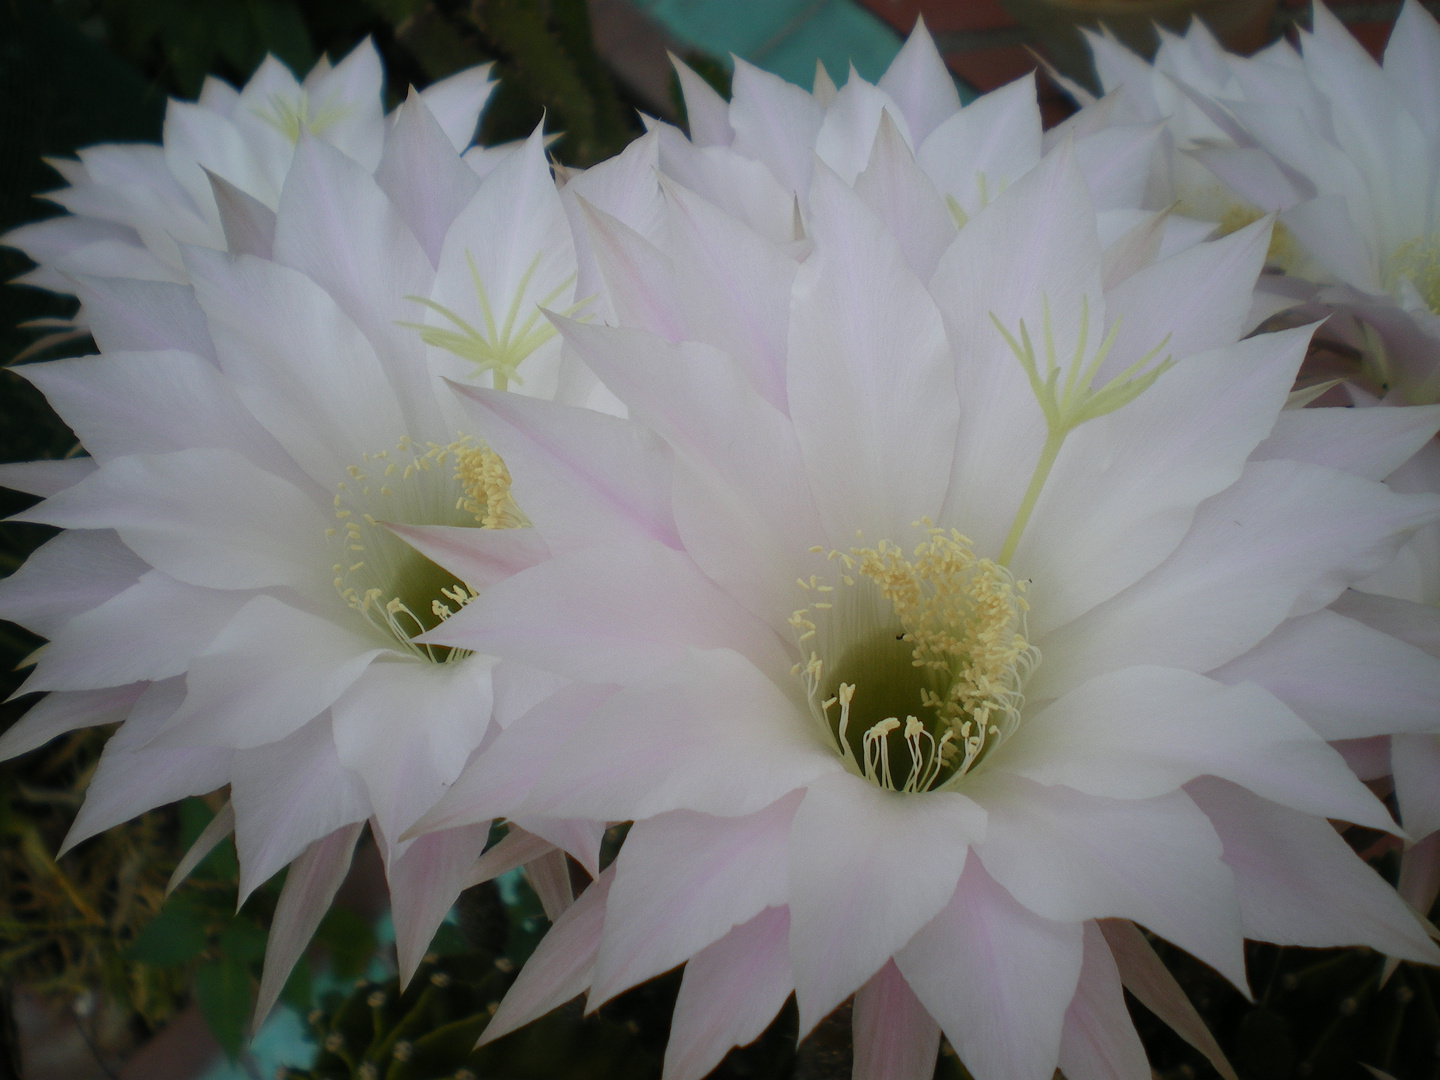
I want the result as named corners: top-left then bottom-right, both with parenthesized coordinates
top-left (253, 90), bottom-right (350, 144)
top-left (1386, 234), bottom-right (1440, 316)
top-left (991, 296), bottom-right (1173, 565)
top-left (400, 251), bottom-right (586, 392)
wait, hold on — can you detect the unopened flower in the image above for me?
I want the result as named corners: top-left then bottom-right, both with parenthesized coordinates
top-left (412, 126), bottom-right (1440, 1080)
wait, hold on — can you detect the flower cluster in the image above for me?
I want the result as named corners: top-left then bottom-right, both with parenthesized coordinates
top-left (5, 7), bottom-right (1440, 1080)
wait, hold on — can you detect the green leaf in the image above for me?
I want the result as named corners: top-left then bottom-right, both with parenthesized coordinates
top-left (195, 957), bottom-right (253, 1059)
top-left (218, 917), bottom-right (269, 966)
top-left (126, 904), bottom-right (207, 967)
top-left (314, 906), bottom-right (377, 981)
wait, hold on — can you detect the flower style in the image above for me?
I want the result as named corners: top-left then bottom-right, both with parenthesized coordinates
top-left (2, 38), bottom-right (494, 353)
top-left (408, 121), bottom-right (1440, 1080)
top-left (0, 82), bottom-right (650, 1025)
top-left (1172, 1), bottom-right (1440, 401)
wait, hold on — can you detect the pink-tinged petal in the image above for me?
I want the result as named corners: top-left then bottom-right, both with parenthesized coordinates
top-left (410, 683), bottom-right (616, 835)
top-left (63, 679), bottom-right (232, 853)
top-left (331, 655), bottom-right (494, 842)
top-left (208, 170), bottom-right (275, 258)
top-left (388, 523), bottom-right (550, 590)
top-left (22, 570), bottom-right (249, 692)
top-left (728, 58), bottom-right (824, 197)
top-left (896, 858), bottom-right (1082, 1080)
top-left (446, 382), bottom-right (679, 553)
top-left (1098, 919), bottom-right (1239, 1080)
top-left (877, 16), bottom-right (961, 144)
top-left (167, 800), bottom-right (235, 896)
top-left (510, 817), bottom-right (605, 878)
top-left (1212, 608), bottom-right (1440, 739)
top-left (162, 596), bottom-right (387, 748)
top-left (1073, 123), bottom-right (1160, 212)
top-left (971, 777), bottom-right (1246, 989)
top-left (1393, 734), bottom-right (1440, 840)
top-left (789, 770), bottom-right (983, 1035)
top-left (672, 56), bottom-right (734, 148)
top-left (570, 195), bottom-right (685, 340)
top-left (995, 666), bottom-right (1398, 833)
top-left (1100, 217), bottom-right (1270, 378)
top-left (0, 529), bottom-right (145, 639)
top-left (652, 126), bottom-right (795, 244)
top-left (1057, 922), bottom-right (1150, 1080)
top-left (1186, 145), bottom-right (1305, 214)
top-left (13, 451), bottom-right (333, 593)
top-left (853, 111), bottom-right (955, 285)
top-left (185, 248), bottom-right (406, 486)
top-left (525, 650), bottom-right (838, 822)
top-left (417, 63), bottom-right (496, 152)
top-left (916, 75), bottom-right (1041, 219)
top-left (276, 134), bottom-right (435, 419)
top-left (1189, 778), bottom-right (1439, 963)
top-left (465, 825), bottom-right (555, 888)
top-left (68, 275), bottom-right (217, 360)
top-left (815, 78), bottom-right (912, 186)
top-left (1253, 404), bottom-right (1440, 481)
top-left (525, 848), bottom-right (575, 921)
top-left (932, 144), bottom-right (1104, 555)
top-left (1280, 195), bottom-right (1381, 293)
top-left (592, 793), bottom-right (800, 1006)
top-left (553, 321), bottom-right (824, 634)
top-left (480, 865), bottom-right (615, 1045)
top-left (852, 959), bottom-right (941, 1080)
top-left (658, 174), bottom-right (796, 412)
top-left (1036, 460), bottom-right (1440, 697)
top-left (1016, 326), bottom-right (1311, 638)
top-left (1398, 831), bottom-right (1440, 927)
top-left (230, 713), bottom-right (371, 903)
top-left (376, 90), bottom-right (482, 267)
top-left (387, 823), bottom-right (491, 987)
top-left (0, 458), bottom-right (97, 498)
top-left (0, 684), bottom-right (145, 763)
top-left (1384, 1), bottom-right (1440, 141)
top-left (1334, 735), bottom-right (1392, 781)
top-left (789, 164), bottom-right (957, 544)
top-left (253, 823), bottom-right (363, 1030)
top-left (565, 127), bottom-right (665, 250)
top-left (663, 906), bottom-right (793, 1080)
top-left (426, 541), bottom-right (789, 686)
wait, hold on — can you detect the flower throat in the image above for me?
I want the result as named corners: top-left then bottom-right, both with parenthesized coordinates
top-left (791, 527), bottom-right (1038, 793)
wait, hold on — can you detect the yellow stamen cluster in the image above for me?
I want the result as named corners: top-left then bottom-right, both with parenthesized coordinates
top-left (329, 434), bottom-right (522, 661)
top-left (791, 526), bottom-right (1038, 792)
top-left (1387, 234), bottom-right (1440, 315)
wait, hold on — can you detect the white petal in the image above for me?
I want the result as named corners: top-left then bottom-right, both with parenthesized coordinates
top-left (969, 776), bottom-right (1246, 989)
top-left (1252, 403), bottom-right (1440, 481)
top-left (69, 275), bottom-right (217, 360)
top-left (877, 16), bottom-right (961, 144)
top-left (209, 170), bottom-right (275, 258)
top-left (728, 57), bottom-right (824, 197)
top-left (592, 793), bottom-right (799, 1005)
top-left (417, 62), bottom-right (496, 152)
top-left (916, 75), bottom-right (1041, 220)
top-left (230, 713), bottom-right (371, 902)
top-left (0, 458), bottom-right (97, 498)
top-left (13, 449), bottom-right (331, 592)
top-left (524, 649), bottom-right (839, 822)
top-left (788, 770), bottom-right (983, 1035)
top-left (0, 685), bottom-right (144, 763)
top-left (1035, 460), bottom-right (1440, 695)
top-left (1211, 608), bottom-right (1440, 739)
top-left (164, 596), bottom-right (387, 748)
top-left (995, 665), bottom-right (1398, 832)
top-left (672, 56), bottom-right (734, 148)
top-left (852, 959), bottom-right (941, 1080)
top-left (789, 163), bottom-right (957, 543)
top-left (1392, 733), bottom-right (1440, 839)
top-left (814, 78), bottom-right (912, 186)
top-left (1057, 922), bottom-right (1150, 1080)
top-left (896, 858), bottom-right (1082, 1080)
top-left (0, 529), bottom-right (144, 639)
top-left (386, 824), bottom-right (491, 987)
top-left (1189, 778), bottom-right (1439, 962)
top-left (852, 110), bottom-right (956, 284)
top-left (663, 906), bottom-right (793, 1080)
top-left (376, 91), bottom-right (482, 267)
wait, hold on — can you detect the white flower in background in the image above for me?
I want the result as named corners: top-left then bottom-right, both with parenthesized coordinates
top-left (0, 86), bottom-right (651, 1026)
top-left (658, 17), bottom-right (1182, 257)
top-left (2, 39), bottom-right (494, 353)
top-left (1184, 1), bottom-right (1440, 400)
top-left (405, 118), bottom-right (1440, 1080)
